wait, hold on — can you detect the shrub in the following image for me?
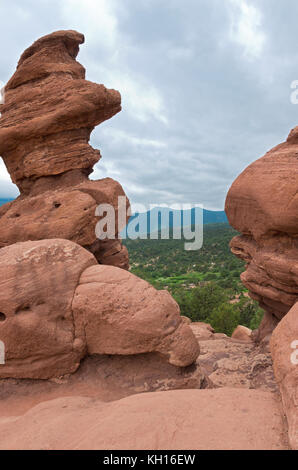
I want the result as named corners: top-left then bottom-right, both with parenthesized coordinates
top-left (207, 303), bottom-right (240, 336)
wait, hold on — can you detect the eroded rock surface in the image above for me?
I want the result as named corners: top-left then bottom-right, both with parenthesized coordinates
top-left (225, 128), bottom-right (298, 449)
top-left (231, 325), bottom-right (253, 343)
top-left (0, 353), bottom-right (206, 418)
top-left (225, 129), bottom-right (298, 334)
top-left (73, 264), bottom-right (199, 367)
top-left (271, 303), bottom-right (298, 449)
top-left (0, 29), bottom-right (294, 451)
top-left (0, 239), bottom-right (200, 380)
top-left (0, 389), bottom-right (288, 450)
top-left (192, 323), bottom-right (277, 391)
top-left (0, 30), bottom-right (129, 269)
top-left (0, 30), bottom-right (121, 187)
top-left (0, 319), bottom-right (290, 450)
top-left (0, 239), bottom-right (94, 379)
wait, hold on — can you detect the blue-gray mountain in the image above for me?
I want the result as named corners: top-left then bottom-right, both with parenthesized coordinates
top-left (122, 207), bottom-right (228, 237)
top-left (0, 199), bottom-right (12, 206)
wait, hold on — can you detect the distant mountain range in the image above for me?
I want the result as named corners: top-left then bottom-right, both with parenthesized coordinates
top-left (200, 209), bottom-right (228, 224)
top-left (0, 198), bottom-right (12, 206)
top-left (122, 207), bottom-right (228, 237)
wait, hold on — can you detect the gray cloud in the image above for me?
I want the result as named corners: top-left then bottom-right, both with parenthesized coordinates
top-left (1, 0), bottom-right (298, 209)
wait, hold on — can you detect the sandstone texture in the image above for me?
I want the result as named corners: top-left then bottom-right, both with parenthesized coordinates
top-left (0, 29), bottom-right (295, 451)
top-left (0, 239), bottom-right (200, 379)
top-left (231, 325), bottom-right (253, 342)
top-left (193, 323), bottom-right (277, 391)
top-left (0, 389), bottom-right (288, 450)
top-left (226, 128), bottom-right (298, 449)
top-left (0, 239), bottom-right (94, 379)
top-left (0, 30), bottom-right (120, 185)
top-left (0, 320), bottom-right (289, 449)
top-left (0, 353), bottom-right (206, 418)
top-left (0, 30), bottom-right (129, 269)
top-left (225, 130), bottom-right (298, 330)
top-left (190, 322), bottom-right (215, 340)
top-left (271, 302), bottom-right (298, 449)
top-left (73, 264), bottom-right (199, 367)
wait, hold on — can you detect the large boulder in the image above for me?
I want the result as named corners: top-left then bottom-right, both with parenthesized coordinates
top-left (231, 325), bottom-right (253, 343)
top-left (0, 239), bottom-right (200, 379)
top-left (0, 239), bottom-right (95, 379)
top-left (72, 264), bottom-right (200, 367)
top-left (225, 133), bottom-right (298, 240)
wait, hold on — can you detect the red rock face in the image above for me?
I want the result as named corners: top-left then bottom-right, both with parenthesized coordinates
top-left (0, 30), bottom-right (121, 186)
top-left (0, 390), bottom-right (287, 450)
top-left (270, 303), bottom-right (298, 449)
top-left (225, 129), bottom-right (298, 335)
top-left (0, 30), bottom-right (129, 269)
top-left (0, 239), bottom-right (200, 379)
top-left (0, 239), bottom-right (95, 379)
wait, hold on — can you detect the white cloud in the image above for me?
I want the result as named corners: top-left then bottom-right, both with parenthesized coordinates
top-left (228, 0), bottom-right (266, 60)
top-left (168, 46), bottom-right (194, 61)
top-left (61, 0), bottom-right (119, 49)
top-left (87, 62), bottom-right (168, 125)
top-left (105, 71), bottom-right (168, 124)
top-left (61, 0), bottom-right (168, 125)
top-left (0, 160), bottom-right (11, 183)
top-left (101, 128), bottom-right (167, 149)
top-left (0, 161), bottom-right (19, 198)
top-left (92, 160), bottom-right (121, 180)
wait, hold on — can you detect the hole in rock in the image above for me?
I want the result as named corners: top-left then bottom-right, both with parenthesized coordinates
top-left (0, 313), bottom-right (6, 322)
top-left (53, 202), bottom-right (61, 209)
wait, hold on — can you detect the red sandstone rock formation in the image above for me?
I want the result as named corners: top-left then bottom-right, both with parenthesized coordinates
top-left (0, 315), bottom-right (288, 449)
top-left (0, 239), bottom-right (200, 380)
top-left (193, 322), bottom-right (277, 390)
top-left (225, 128), bottom-right (298, 337)
top-left (0, 30), bottom-right (205, 395)
top-left (0, 29), bottom-right (294, 451)
top-left (0, 389), bottom-right (287, 450)
top-left (0, 30), bottom-right (129, 269)
top-left (73, 264), bottom-right (199, 366)
top-left (231, 325), bottom-right (253, 343)
top-left (271, 303), bottom-right (298, 449)
top-left (226, 128), bottom-right (298, 449)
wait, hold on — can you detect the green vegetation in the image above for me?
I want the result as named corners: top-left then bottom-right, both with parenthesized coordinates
top-left (123, 224), bottom-right (263, 335)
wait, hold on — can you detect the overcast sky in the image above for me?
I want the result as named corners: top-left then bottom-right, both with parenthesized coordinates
top-left (0, 0), bottom-right (298, 209)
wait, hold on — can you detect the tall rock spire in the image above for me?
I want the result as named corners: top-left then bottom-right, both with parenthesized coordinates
top-left (0, 30), bottom-right (129, 269)
top-left (225, 127), bottom-right (298, 339)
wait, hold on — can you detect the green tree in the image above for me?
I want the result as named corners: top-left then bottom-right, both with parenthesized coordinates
top-left (249, 308), bottom-right (264, 330)
top-left (207, 303), bottom-right (240, 336)
top-left (173, 282), bottom-right (228, 322)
